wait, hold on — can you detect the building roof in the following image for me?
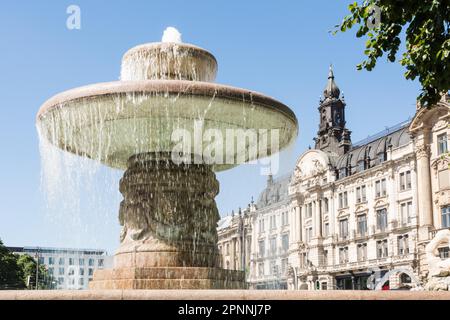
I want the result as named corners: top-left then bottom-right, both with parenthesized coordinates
top-left (334, 119), bottom-right (412, 174)
top-left (217, 215), bottom-right (233, 230)
top-left (7, 246), bottom-right (108, 255)
top-left (256, 174), bottom-right (292, 208)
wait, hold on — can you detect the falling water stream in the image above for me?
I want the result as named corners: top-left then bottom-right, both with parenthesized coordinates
top-left (37, 27), bottom-right (298, 255)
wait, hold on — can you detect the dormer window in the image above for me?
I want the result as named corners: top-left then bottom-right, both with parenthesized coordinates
top-left (339, 167), bottom-right (347, 179)
top-left (377, 152), bottom-right (386, 164)
top-left (358, 160), bottom-right (365, 172)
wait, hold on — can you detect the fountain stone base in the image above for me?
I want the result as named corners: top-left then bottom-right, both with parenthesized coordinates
top-left (89, 152), bottom-right (245, 289)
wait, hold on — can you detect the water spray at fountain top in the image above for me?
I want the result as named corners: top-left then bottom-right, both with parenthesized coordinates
top-left (162, 27), bottom-right (182, 43)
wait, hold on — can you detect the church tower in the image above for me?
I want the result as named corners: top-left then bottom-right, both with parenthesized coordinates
top-left (314, 66), bottom-right (351, 156)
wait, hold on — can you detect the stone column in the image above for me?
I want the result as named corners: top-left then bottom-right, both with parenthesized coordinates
top-left (90, 152), bottom-right (245, 289)
top-left (297, 206), bottom-right (302, 243)
top-left (301, 204), bottom-right (306, 242)
top-left (416, 139), bottom-right (434, 241)
top-left (315, 200), bottom-right (322, 238)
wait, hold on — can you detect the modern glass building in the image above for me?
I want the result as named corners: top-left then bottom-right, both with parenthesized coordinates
top-left (7, 246), bottom-right (113, 290)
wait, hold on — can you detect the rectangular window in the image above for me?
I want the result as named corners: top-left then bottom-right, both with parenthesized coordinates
top-left (259, 219), bottom-right (265, 233)
top-left (357, 214), bottom-right (367, 236)
top-left (339, 247), bottom-right (348, 264)
top-left (442, 206), bottom-right (450, 228)
top-left (406, 171), bottom-right (412, 189)
top-left (48, 267), bottom-right (54, 275)
top-left (376, 208), bottom-right (388, 232)
top-left (300, 252), bottom-right (308, 268)
top-left (377, 239), bottom-right (388, 258)
top-left (69, 258), bottom-right (74, 266)
top-left (58, 277), bottom-right (64, 285)
top-left (305, 227), bottom-right (313, 243)
top-left (258, 263), bottom-right (264, 277)
top-left (375, 179), bottom-right (387, 197)
top-left (361, 185), bottom-right (366, 202)
top-left (357, 243), bottom-right (367, 261)
top-left (339, 219), bottom-right (349, 239)
top-left (98, 259), bottom-right (104, 267)
top-left (270, 215), bottom-right (277, 229)
top-left (38, 257), bottom-right (45, 265)
top-left (79, 258), bottom-right (84, 266)
top-left (356, 186), bottom-right (367, 203)
top-left (79, 268), bottom-right (84, 276)
top-left (356, 187), bottom-right (361, 203)
top-left (323, 222), bottom-right (329, 237)
top-left (375, 180), bottom-right (381, 197)
top-left (79, 278), bottom-right (84, 286)
top-left (88, 268), bottom-right (94, 276)
top-left (269, 237), bottom-right (277, 255)
top-left (270, 260), bottom-right (277, 275)
top-left (400, 172), bottom-right (405, 191)
top-left (281, 234), bottom-right (289, 252)
top-left (339, 192), bottom-right (348, 209)
top-left (398, 235), bottom-right (409, 255)
top-left (439, 247), bottom-right (450, 259)
top-left (48, 257), bottom-right (54, 265)
top-left (59, 267), bottom-right (64, 275)
top-left (281, 212), bottom-right (289, 226)
top-left (258, 240), bottom-right (265, 257)
top-left (322, 250), bottom-right (328, 266)
top-left (438, 133), bottom-right (448, 155)
top-left (400, 201), bottom-right (413, 225)
top-left (281, 258), bottom-right (288, 274)
top-left (400, 171), bottom-right (412, 191)
top-left (306, 203), bottom-right (313, 219)
top-left (59, 258), bottom-right (64, 265)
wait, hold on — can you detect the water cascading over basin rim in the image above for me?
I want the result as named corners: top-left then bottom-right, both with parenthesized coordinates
top-left (37, 80), bottom-right (298, 171)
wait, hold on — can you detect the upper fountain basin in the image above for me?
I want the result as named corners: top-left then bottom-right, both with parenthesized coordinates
top-left (121, 42), bottom-right (218, 82)
top-left (36, 80), bottom-right (298, 171)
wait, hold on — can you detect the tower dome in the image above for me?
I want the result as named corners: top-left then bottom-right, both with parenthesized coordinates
top-left (323, 65), bottom-right (340, 99)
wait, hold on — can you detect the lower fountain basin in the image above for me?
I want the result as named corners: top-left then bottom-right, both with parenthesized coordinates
top-left (37, 80), bottom-right (298, 171)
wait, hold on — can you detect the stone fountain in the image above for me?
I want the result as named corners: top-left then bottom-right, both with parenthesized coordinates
top-left (36, 28), bottom-right (298, 289)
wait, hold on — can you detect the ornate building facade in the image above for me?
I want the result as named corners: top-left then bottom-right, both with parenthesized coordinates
top-left (217, 205), bottom-right (254, 276)
top-left (247, 175), bottom-right (291, 289)
top-left (217, 67), bottom-right (450, 290)
top-left (287, 69), bottom-right (449, 290)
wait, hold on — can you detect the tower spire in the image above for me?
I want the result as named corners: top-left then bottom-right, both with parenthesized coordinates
top-left (314, 66), bottom-right (351, 155)
top-left (323, 65), bottom-right (340, 100)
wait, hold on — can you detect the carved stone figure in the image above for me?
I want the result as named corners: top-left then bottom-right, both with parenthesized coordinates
top-left (425, 229), bottom-right (450, 290)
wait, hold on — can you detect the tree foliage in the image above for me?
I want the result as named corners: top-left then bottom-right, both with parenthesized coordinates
top-left (0, 239), bottom-right (25, 289)
top-left (336, 0), bottom-right (450, 106)
top-left (0, 239), bottom-right (54, 290)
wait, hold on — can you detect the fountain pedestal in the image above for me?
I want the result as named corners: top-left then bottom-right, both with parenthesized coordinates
top-left (89, 153), bottom-right (245, 289)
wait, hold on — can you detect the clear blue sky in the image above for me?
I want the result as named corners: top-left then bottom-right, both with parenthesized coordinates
top-left (0, 1), bottom-right (420, 253)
